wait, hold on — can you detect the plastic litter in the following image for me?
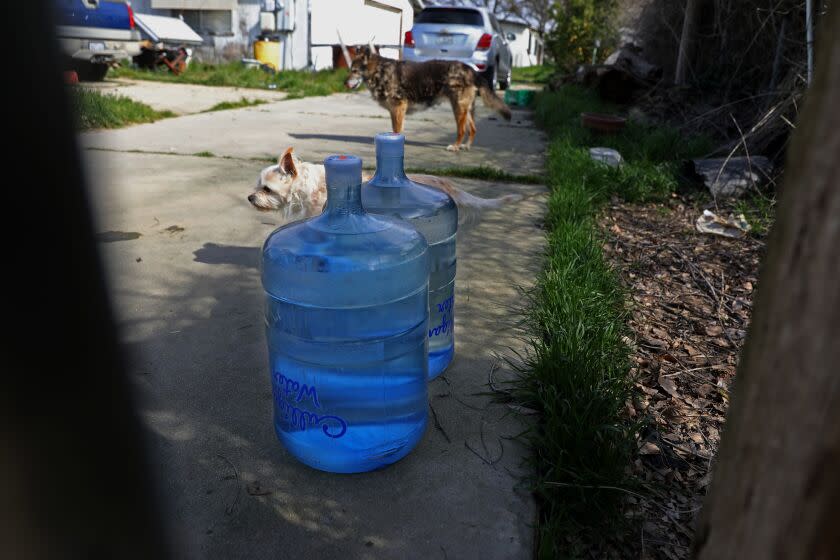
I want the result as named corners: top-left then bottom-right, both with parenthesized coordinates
top-left (695, 209), bottom-right (751, 239)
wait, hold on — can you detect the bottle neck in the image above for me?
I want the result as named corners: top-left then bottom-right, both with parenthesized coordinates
top-left (371, 155), bottom-right (411, 187)
top-left (324, 182), bottom-right (363, 214)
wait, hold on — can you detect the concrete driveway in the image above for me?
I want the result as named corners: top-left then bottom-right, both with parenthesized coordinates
top-left (81, 84), bottom-right (545, 174)
top-left (82, 78), bottom-right (289, 114)
top-left (82, 84), bottom-right (546, 559)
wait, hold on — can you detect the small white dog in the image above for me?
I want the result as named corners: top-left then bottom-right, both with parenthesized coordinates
top-left (248, 147), bottom-right (522, 225)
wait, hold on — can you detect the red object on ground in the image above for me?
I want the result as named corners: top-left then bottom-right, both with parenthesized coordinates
top-left (64, 71), bottom-right (79, 85)
top-left (581, 112), bottom-right (627, 134)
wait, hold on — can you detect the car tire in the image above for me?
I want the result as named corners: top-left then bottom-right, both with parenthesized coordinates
top-left (74, 61), bottom-right (109, 82)
top-left (482, 65), bottom-right (497, 91)
top-left (499, 69), bottom-right (512, 90)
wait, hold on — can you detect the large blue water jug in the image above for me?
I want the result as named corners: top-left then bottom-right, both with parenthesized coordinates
top-left (363, 133), bottom-right (458, 379)
top-left (261, 155), bottom-right (430, 473)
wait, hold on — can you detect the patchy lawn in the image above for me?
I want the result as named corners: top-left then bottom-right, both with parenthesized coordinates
top-left (203, 97), bottom-right (268, 113)
top-left (512, 65), bottom-right (555, 84)
top-left (111, 63), bottom-right (348, 99)
top-left (72, 89), bottom-right (174, 130)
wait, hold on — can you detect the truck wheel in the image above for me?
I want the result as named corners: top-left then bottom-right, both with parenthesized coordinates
top-left (74, 61), bottom-right (109, 82)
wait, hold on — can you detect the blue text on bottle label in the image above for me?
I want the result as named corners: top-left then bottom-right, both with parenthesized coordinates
top-left (429, 295), bottom-right (454, 338)
top-left (273, 371), bottom-right (347, 438)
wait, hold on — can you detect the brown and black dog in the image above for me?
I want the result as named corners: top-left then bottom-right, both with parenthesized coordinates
top-left (344, 46), bottom-right (512, 152)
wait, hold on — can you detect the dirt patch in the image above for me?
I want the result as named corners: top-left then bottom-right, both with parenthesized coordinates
top-left (599, 197), bottom-right (764, 558)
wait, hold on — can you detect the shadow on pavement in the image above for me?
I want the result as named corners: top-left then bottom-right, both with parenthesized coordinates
top-left (194, 243), bottom-right (260, 269)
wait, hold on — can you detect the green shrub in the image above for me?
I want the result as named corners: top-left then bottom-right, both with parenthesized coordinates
top-left (546, 0), bottom-right (619, 71)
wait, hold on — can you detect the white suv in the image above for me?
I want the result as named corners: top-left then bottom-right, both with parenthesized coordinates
top-left (403, 6), bottom-right (514, 90)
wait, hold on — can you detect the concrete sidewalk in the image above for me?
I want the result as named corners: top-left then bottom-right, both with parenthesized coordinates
top-left (83, 88), bottom-right (546, 559)
top-left (81, 78), bottom-right (288, 114)
top-left (81, 85), bottom-right (545, 175)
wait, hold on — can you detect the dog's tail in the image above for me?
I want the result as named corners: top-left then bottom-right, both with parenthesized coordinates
top-left (477, 82), bottom-right (512, 121)
top-left (408, 173), bottom-right (523, 225)
top-left (454, 190), bottom-right (523, 210)
top-left (452, 190), bottom-right (523, 227)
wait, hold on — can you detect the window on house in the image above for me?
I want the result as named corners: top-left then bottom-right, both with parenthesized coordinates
top-left (179, 10), bottom-right (233, 36)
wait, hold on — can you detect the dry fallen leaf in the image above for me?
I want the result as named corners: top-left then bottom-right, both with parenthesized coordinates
top-left (658, 375), bottom-right (680, 398)
top-left (640, 441), bottom-right (661, 455)
top-left (651, 326), bottom-right (670, 340)
top-left (645, 337), bottom-right (670, 349)
top-left (696, 383), bottom-right (716, 398)
top-left (705, 324), bottom-right (723, 336)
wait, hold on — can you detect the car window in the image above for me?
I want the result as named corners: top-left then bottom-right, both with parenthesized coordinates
top-left (416, 8), bottom-right (484, 26)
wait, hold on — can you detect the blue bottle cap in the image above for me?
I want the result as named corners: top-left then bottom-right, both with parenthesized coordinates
top-left (374, 132), bottom-right (405, 158)
top-left (324, 155), bottom-right (363, 187)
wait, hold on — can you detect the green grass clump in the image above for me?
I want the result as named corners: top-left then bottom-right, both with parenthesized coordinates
top-left (735, 191), bottom-right (777, 236)
top-left (203, 97), bottom-right (267, 112)
top-left (110, 63), bottom-right (348, 99)
top-left (72, 89), bottom-right (174, 130)
top-left (512, 65), bottom-right (555, 84)
top-left (514, 86), bottom-right (710, 557)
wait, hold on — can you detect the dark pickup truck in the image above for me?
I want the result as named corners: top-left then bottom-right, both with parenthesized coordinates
top-left (55, 0), bottom-right (141, 80)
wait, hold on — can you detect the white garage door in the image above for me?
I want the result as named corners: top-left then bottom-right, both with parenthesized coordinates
top-left (311, 0), bottom-right (404, 47)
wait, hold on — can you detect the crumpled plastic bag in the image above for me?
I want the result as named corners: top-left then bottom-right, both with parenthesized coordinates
top-left (695, 209), bottom-right (751, 239)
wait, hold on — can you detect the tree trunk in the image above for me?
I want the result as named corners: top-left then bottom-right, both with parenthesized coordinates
top-left (693, 7), bottom-right (840, 559)
top-left (675, 0), bottom-right (701, 85)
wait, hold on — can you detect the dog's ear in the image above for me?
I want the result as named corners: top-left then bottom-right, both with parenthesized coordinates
top-left (279, 147), bottom-right (298, 178)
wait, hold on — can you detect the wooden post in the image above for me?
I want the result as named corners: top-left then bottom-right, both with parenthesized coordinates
top-left (693, 6), bottom-right (840, 558)
top-left (768, 17), bottom-right (787, 91)
top-left (675, 0), bottom-right (700, 86)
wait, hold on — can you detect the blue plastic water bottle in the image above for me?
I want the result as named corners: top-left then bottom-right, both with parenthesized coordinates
top-left (363, 133), bottom-right (458, 378)
top-left (261, 155), bottom-right (430, 473)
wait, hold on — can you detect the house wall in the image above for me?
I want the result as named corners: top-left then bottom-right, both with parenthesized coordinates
top-left (501, 22), bottom-right (543, 67)
top-left (132, 0), bottom-right (308, 67)
top-left (310, 0), bottom-right (414, 70)
top-left (132, 0), bottom-right (412, 69)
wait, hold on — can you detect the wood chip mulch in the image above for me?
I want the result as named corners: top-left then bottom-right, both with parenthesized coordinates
top-left (599, 196), bottom-right (765, 559)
